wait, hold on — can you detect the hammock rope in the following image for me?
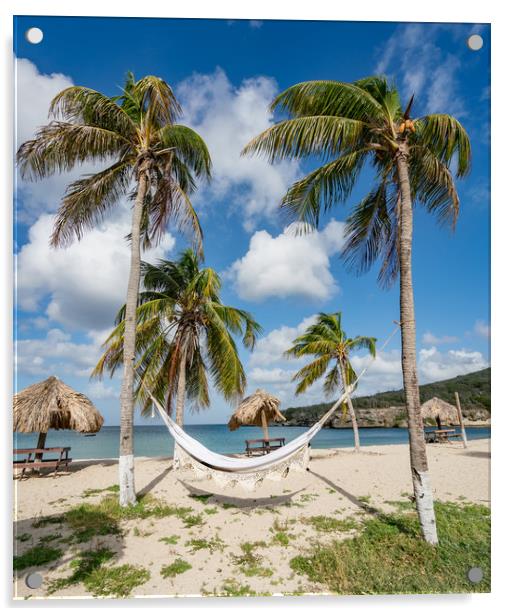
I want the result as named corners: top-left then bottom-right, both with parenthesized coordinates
top-left (145, 323), bottom-right (401, 477)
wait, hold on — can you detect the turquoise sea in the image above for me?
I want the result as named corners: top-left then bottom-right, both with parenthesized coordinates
top-left (14, 425), bottom-right (491, 460)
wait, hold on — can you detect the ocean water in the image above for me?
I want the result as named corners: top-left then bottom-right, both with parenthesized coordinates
top-left (13, 424), bottom-right (491, 461)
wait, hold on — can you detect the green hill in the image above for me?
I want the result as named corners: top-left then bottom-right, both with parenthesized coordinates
top-left (281, 368), bottom-right (490, 426)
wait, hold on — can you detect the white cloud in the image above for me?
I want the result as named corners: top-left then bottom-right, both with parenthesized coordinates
top-left (350, 350), bottom-right (403, 396)
top-left (418, 347), bottom-right (489, 382)
top-left (15, 58), bottom-right (74, 147)
top-left (248, 367), bottom-right (295, 385)
top-left (16, 210), bottom-right (175, 331)
top-left (177, 68), bottom-right (300, 230)
top-left (228, 219), bottom-right (346, 301)
top-left (422, 331), bottom-right (459, 345)
top-left (376, 24), bottom-right (466, 117)
top-left (15, 328), bottom-right (101, 378)
top-left (15, 57), bottom-right (102, 223)
top-left (473, 319), bottom-right (490, 338)
top-left (249, 315), bottom-right (317, 368)
top-left (87, 381), bottom-right (118, 400)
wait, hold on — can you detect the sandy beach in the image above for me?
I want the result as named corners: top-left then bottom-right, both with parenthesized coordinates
top-left (13, 439), bottom-right (490, 599)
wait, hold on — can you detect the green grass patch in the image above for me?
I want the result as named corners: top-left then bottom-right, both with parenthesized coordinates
top-left (84, 564), bottom-right (150, 597)
top-left (304, 515), bottom-right (358, 533)
top-left (161, 558), bottom-right (192, 578)
top-left (32, 515), bottom-right (64, 528)
top-left (48, 548), bottom-right (115, 594)
top-left (82, 485), bottom-right (119, 498)
top-left (385, 499), bottom-right (415, 512)
top-left (64, 504), bottom-right (121, 543)
top-left (220, 579), bottom-right (257, 596)
top-left (38, 533), bottom-right (63, 544)
top-left (233, 541), bottom-right (273, 578)
top-left (182, 513), bottom-right (204, 528)
top-left (272, 531), bottom-right (293, 547)
top-left (204, 507), bottom-right (218, 515)
top-left (159, 534), bottom-right (180, 545)
top-left (14, 545), bottom-right (63, 570)
top-left (16, 533), bottom-right (32, 543)
top-left (290, 502), bottom-right (491, 594)
top-left (186, 535), bottom-right (226, 553)
top-left (299, 493), bottom-right (318, 502)
top-left (64, 494), bottom-right (198, 541)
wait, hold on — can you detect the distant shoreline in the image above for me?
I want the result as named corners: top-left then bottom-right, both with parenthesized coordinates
top-left (51, 422), bottom-right (491, 430)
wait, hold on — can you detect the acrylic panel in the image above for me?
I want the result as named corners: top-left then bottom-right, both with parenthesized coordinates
top-left (13, 16), bottom-right (490, 599)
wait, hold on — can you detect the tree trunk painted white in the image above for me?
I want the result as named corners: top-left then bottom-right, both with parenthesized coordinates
top-left (261, 410), bottom-right (269, 442)
top-left (396, 145), bottom-right (438, 545)
top-left (118, 159), bottom-right (149, 507)
top-left (340, 364), bottom-right (360, 452)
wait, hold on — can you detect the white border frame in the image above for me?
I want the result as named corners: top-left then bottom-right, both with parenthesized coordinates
top-left (1, 1), bottom-right (509, 613)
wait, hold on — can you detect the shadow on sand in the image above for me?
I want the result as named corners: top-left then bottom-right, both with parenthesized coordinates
top-left (178, 479), bottom-right (307, 510)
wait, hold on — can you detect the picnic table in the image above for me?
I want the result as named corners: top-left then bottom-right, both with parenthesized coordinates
top-left (245, 437), bottom-right (285, 456)
top-left (424, 428), bottom-right (463, 444)
top-left (13, 447), bottom-right (72, 478)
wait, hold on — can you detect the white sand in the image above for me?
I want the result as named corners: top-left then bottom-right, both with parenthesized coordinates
top-left (13, 439), bottom-right (490, 599)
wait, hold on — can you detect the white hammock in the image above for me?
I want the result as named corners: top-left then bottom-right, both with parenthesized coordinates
top-left (151, 388), bottom-right (350, 473)
top-left (147, 324), bottom-right (400, 489)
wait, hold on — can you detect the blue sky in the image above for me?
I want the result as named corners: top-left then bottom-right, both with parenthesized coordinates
top-left (14, 17), bottom-right (490, 425)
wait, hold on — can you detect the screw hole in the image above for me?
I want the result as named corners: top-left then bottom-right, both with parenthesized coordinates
top-left (25, 28), bottom-right (44, 45)
top-left (467, 34), bottom-right (483, 51)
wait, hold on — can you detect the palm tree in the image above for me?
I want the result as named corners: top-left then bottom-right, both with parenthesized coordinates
top-left (285, 312), bottom-right (375, 452)
top-left (242, 76), bottom-right (470, 544)
top-left (17, 73), bottom-right (212, 506)
top-left (92, 250), bottom-right (262, 444)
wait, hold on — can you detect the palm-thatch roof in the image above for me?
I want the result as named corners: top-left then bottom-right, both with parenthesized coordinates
top-left (420, 397), bottom-right (459, 425)
top-left (13, 376), bottom-right (104, 433)
top-left (228, 389), bottom-right (286, 431)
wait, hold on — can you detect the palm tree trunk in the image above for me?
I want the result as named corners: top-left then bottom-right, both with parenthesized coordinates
top-left (340, 363), bottom-right (360, 452)
top-left (173, 352), bottom-right (187, 466)
top-left (174, 352), bottom-right (187, 428)
top-left (396, 145), bottom-right (438, 545)
top-left (118, 159), bottom-right (149, 507)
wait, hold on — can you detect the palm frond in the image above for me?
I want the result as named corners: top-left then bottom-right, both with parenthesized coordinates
top-left (270, 80), bottom-right (385, 121)
top-left (157, 124), bottom-right (212, 179)
top-left (409, 145), bottom-right (460, 227)
top-left (323, 364), bottom-right (341, 397)
top-left (292, 355), bottom-right (331, 394)
top-left (341, 181), bottom-right (394, 280)
top-left (133, 75), bottom-right (182, 127)
top-left (280, 149), bottom-right (368, 226)
top-left (51, 159), bottom-right (132, 246)
top-left (145, 177), bottom-right (203, 254)
top-left (415, 114), bottom-right (471, 177)
top-left (346, 336), bottom-right (377, 357)
top-left (17, 122), bottom-right (132, 180)
top-left (49, 86), bottom-right (137, 140)
top-left (242, 115), bottom-right (365, 163)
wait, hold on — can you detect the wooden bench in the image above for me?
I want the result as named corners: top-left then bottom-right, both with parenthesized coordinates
top-left (245, 438), bottom-right (285, 456)
top-left (13, 447), bottom-right (72, 478)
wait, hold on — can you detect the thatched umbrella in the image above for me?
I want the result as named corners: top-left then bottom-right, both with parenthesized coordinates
top-left (421, 397), bottom-right (459, 427)
top-left (13, 376), bottom-right (104, 450)
top-left (228, 389), bottom-right (286, 440)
